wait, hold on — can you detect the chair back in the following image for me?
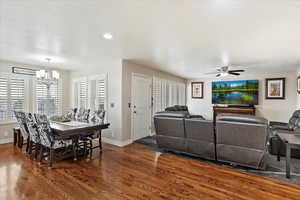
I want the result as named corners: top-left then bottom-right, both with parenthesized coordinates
top-left (82, 109), bottom-right (90, 121)
top-left (216, 114), bottom-right (269, 169)
top-left (14, 111), bottom-right (29, 139)
top-left (66, 108), bottom-right (77, 119)
top-left (288, 110), bottom-right (300, 130)
top-left (34, 114), bottom-right (53, 147)
top-left (25, 113), bottom-right (40, 143)
top-left (90, 110), bottom-right (105, 123)
top-left (76, 108), bottom-right (84, 120)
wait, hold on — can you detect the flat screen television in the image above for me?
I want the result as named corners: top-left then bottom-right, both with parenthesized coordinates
top-left (212, 80), bottom-right (259, 105)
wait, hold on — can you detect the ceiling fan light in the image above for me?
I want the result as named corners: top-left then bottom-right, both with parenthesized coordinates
top-left (220, 72), bottom-right (228, 77)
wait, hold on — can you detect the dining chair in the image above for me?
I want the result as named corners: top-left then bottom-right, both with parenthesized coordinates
top-left (76, 108), bottom-right (84, 120)
top-left (66, 108), bottom-right (77, 120)
top-left (34, 114), bottom-right (73, 169)
top-left (77, 109), bottom-right (106, 158)
top-left (83, 109), bottom-right (106, 156)
top-left (14, 111), bottom-right (29, 152)
top-left (25, 113), bottom-right (41, 159)
top-left (81, 109), bottom-right (90, 121)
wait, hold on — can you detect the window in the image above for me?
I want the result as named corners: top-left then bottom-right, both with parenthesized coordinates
top-left (73, 78), bottom-right (88, 109)
top-left (36, 80), bottom-right (62, 116)
top-left (152, 77), bottom-right (186, 114)
top-left (73, 75), bottom-right (107, 111)
top-left (0, 74), bottom-right (25, 121)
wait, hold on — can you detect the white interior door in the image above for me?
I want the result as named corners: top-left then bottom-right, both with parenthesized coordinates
top-left (132, 74), bottom-right (151, 141)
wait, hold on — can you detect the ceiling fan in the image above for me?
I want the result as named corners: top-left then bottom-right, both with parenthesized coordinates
top-left (206, 66), bottom-right (245, 77)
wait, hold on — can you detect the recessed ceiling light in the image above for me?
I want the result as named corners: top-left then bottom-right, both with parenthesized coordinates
top-left (103, 33), bottom-right (113, 40)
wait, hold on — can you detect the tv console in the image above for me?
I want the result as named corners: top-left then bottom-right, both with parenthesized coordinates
top-left (213, 106), bottom-right (256, 123)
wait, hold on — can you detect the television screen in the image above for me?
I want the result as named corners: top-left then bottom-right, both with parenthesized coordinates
top-left (212, 80), bottom-right (259, 105)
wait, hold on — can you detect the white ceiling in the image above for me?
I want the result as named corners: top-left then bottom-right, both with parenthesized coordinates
top-left (1, 0), bottom-right (300, 79)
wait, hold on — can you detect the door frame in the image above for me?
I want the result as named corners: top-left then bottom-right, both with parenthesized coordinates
top-left (131, 73), bottom-right (152, 141)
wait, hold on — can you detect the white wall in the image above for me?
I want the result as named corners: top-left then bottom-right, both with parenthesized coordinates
top-left (0, 60), bottom-right (71, 142)
top-left (69, 60), bottom-right (123, 142)
top-left (187, 72), bottom-right (297, 123)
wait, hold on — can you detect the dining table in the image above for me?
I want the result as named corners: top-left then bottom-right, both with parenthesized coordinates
top-left (14, 120), bottom-right (110, 160)
top-left (50, 120), bottom-right (110, 160)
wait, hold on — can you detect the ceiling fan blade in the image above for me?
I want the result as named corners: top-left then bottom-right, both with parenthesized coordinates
top-left (203, 72), bottom-right (218, 75)
top-left (228, 72), bottom-right (240, 76)
top-left (216, 74), bottom-right (221, 77)
top-left (229, 70), bottom-right (245, 73)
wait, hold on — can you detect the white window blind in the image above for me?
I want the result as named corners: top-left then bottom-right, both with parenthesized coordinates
top-left (95, 78), bottom-right (106, 110)
top-left (0, 74), bottom-right (25, 121)
top-left (152, 77), bottom-right (186, 114)
top-left (36, 80), bottom-right (62, 116)
top-left (74, 79), bottom-right (88, 109)
top-left (74, 75), bottom-right (107, 111)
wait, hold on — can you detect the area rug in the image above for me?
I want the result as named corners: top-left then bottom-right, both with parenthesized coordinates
top-left (135, 136), bottom-right (300, 185)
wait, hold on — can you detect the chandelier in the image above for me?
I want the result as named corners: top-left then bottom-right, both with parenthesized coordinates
top-left (36, 58), bottom-right (60, 87)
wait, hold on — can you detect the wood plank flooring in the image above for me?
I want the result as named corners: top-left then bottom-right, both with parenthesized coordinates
top-left (1, 143), bottom-right (300, 200)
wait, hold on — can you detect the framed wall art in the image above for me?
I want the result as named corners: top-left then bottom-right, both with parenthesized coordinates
top-left (265, 78), bottom-right (285, 99)
top-left (191, 82), bottom-right (204, 99)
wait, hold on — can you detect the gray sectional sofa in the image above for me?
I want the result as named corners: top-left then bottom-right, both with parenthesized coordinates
top-left (216, 114), bottom-right (269, 169)
top-left (153, 107), bottom-right (270, 170)
top-left (154, 112), bottom-right (215, 160)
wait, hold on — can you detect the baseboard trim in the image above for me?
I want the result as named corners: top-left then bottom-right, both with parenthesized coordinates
top-left (0, 138), bottom-right (13, 144)
top-left (102, 137), bottom-right (133, 147)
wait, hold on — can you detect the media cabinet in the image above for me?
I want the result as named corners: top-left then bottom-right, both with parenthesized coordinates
top-left (213, 106), bottom-right (256, 122)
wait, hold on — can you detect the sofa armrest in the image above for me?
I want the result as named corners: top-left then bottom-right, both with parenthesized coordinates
top-left (188, 115), bottom-right (205, 120)
top-left (276, 128), bottom-right (300, 135)
top-left (270, 121), bottom-right (289, 131)
top-left (270, 121), bottom-right (288, 127)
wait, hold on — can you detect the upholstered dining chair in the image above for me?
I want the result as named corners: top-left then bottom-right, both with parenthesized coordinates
top-left (25, 113), bottom-right (41, 159)
top-left (14, 111), bottom-right (29, 152)
top-left (83, 109), bottom-right (106, 156)
top-left (66, 108), bottom-right (77, 120)
top-left (81, 109), bottom-right (90, 121)
top-left (34, 114), bottom-right (73, 169)
top-left (76, 108), bottom-right (84, 120)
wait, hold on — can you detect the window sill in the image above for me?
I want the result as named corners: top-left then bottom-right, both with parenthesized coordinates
top-left (0, 121), bottom-right (17, 125)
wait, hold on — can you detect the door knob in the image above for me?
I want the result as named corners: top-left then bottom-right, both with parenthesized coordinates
top-left (133, 111), bottom-right (137, 114)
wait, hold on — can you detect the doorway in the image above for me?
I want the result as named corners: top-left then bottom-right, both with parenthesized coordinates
top-left (131, 74), bottom-right (152, 141)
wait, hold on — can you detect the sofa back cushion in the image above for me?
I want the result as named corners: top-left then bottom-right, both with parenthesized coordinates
top-left (154, 117), bottom-right (185, 138)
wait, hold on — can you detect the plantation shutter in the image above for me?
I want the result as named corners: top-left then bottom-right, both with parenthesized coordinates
top-left (88, 76), bottom-right (106, 111)
top-left (96, 78), bottom-right (106, 110)
top-left (10, 77), bottom-right (25, 118)
top-left (0, 75), bottom-right (9, 121)
top-left (178, 83), bottom-right (186, 105)
top-left (36, 80), bottom-right (62, 116)
top-left (152, 77), bottom-right (186, 115)
top-left (78, 79), bottom-right (88, 109)
top-left (0, 73), bottom-right (25, 121)
top-left (152, 77), bottom-right (162, 114)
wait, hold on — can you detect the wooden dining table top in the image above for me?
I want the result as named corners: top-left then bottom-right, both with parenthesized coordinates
top-left (50, 120), bottom-right (110, 137)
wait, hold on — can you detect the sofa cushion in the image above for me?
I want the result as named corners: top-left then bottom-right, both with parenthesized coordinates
top-left (217, 113), bottom-right (268, 125)
top-left (154, 111), bottom-right (189, 118)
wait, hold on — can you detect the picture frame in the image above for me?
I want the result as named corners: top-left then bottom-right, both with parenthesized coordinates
top-left (191, 82), bottom-right (204, 99)
top-left (265, 78), bottom-right (285, 99)
top-left (297, 76), bottom-right (300, 94)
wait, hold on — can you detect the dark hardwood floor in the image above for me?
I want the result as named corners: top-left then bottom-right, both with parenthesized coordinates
top-left (1, 143), bottom-right (300, 200)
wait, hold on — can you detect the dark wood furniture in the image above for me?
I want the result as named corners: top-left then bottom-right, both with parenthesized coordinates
top-left (14, 121), bottom-right (110, 160)
top-left (213, 106), bottom-right (255, 122)
top-left (13, 127), bottom-right (26, 149)
top-left (277, 132), bottom-right (300, 178)
top-left (50, 121), bottom-right (110, 161)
